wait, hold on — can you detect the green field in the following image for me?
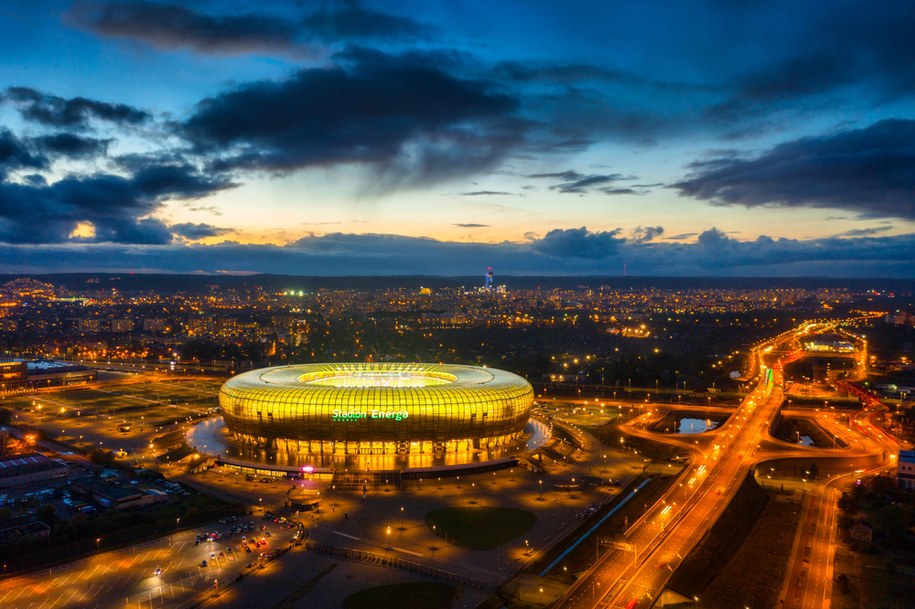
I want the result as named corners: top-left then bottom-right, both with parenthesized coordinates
top-left (8, 380), bottom-right (221, 423)
top-left (425, 506), bottom-right (537, 551)
top-left (344, 582), bottom-right (455, 609)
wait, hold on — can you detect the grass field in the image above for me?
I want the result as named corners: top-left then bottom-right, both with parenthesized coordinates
top-left (773, 416), bottom-right (835, 448)
top-left (11, 380), bottom-right (221, 417)
top-left (425, 506), bottom-right (537, 551)
top-left (693, 499), bottom-right (800, 609)
top-left (344, 582), bottom-right (455, 609)
top-left (10, 380), bottom-right (221, 433)
top-left (666, 474), bottom-right (773, 601)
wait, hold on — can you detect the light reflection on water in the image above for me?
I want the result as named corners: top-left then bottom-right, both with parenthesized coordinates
top-left (677, 417), bottom-right (719, 434)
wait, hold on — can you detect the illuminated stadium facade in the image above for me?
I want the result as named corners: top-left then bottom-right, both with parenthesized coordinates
top-left (219, 363), bottom-right (534, 455)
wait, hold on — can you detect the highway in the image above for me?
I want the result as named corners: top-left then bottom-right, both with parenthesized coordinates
top-left (778, 382), bottom-right (908, 609)
top-left (550, 313), bottom-right (898, 609)
top-left (554, 364), bottom-right (785, 609)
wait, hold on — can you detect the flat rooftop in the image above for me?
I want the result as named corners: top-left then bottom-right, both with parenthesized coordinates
top-left (0, 452), bottom-right (67, 478)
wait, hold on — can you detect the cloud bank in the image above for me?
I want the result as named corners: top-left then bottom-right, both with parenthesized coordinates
top-left (0, 228), bottom-right (911, 278)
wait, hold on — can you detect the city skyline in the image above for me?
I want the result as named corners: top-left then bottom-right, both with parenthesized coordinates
top-left (1, 0), bottom-right (914, 276)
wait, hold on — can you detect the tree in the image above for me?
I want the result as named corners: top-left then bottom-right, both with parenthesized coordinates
top-left (838, 492), bottom-right (849, 511)
top-left (88, 448), bottom-right (115, 465)
top-left (37, 504), bottom-right (57, 523)
top-left (0, 407), bottom-right (12, 425)
top-left (836, 573), bottom-right (849, 593)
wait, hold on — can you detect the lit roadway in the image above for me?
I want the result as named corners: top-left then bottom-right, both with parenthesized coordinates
top-left (554, 363), bottom-right (785, 609)
top-left (551, 314), bottom-right (890, 609)
top-left (778, 385), bottom-right (908, 609)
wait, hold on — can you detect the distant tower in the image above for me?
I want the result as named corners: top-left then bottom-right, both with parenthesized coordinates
top-left (484, 266), bottom-right (494, 290)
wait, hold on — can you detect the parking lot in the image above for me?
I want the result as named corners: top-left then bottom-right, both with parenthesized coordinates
top-left (0, 512), bottom-right (300, 609)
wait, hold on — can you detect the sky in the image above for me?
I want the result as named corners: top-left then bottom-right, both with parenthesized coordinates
top-left (1, 0), bottom-right (914, 277)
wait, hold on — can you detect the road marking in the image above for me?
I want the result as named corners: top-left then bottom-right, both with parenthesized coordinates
top-left (333, 531), bottom-right (361, 540)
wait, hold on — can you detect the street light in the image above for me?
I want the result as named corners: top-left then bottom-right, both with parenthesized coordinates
top-left (538, 479), bottom-right (543, 500)
top-left (96, 537), bottom-right (101, 552)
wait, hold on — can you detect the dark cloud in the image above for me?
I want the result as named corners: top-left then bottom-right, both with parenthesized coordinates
top-left (68, 0), bottom-right (431, 55)
top-left (493, 61), bottom-right (708, 93)
top-left (531, 227), bottom-right (624, 259)
top-left (1, 131), bottom-right (110, 177)
top-left (697, 227), bottom-right (730, 248)
top-left (832, 226), bottom-right (893, 237)
top-left (0, 129), bottom-right (47, 177)
top-left (630, 226), bottom-right (664, 243)
top-left (4, 230), bottom-right (911, 277)
top-left (301, 6), bottom-right (431, 43)
top-left (184, 49), bottom-right (521, 186)
top-left (22, 174), bottom-right (47, 187)
top-left (495, 61), bottom-right (649, 86)
top-left (4, 87), bottom-right (150, 129)
top-left (490, 4), bottom-right (915, 146)
top-left (31, 133), bottom-right (111, 159)
top-left (527, 170), bottom-right (582, 181)
top-left (0, 163), bottom-right (234, 244)
top-left (0, 174), bottom-right (169, 244)
top-left (186, 205), bottom-right (222, 216)
top-left (67, 0), bottom-right (302, 55)
top-left (705, 3), bottom-right (915, 121)
top-left (600, 188), bottom-right (640, 196)
top-left (170, 222), bottom-right (231, 240)
top-left (707, 54), bottom-right (855, 121)
top-left (452, 223), bottom-right (490, 228)
top-left (458, 190), bottom-right (514, 196)
top-left (527, 170), bottom-right (630, 194)
top-left (131, 163), bottom-right (236, 199)
top-left (672, 119), bottom-right (915, 219)
top-left (627, 231), bottom-right (915, 277)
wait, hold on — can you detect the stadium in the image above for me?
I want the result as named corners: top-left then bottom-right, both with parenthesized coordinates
top-left (218, 363), bottom-right (534, 455)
